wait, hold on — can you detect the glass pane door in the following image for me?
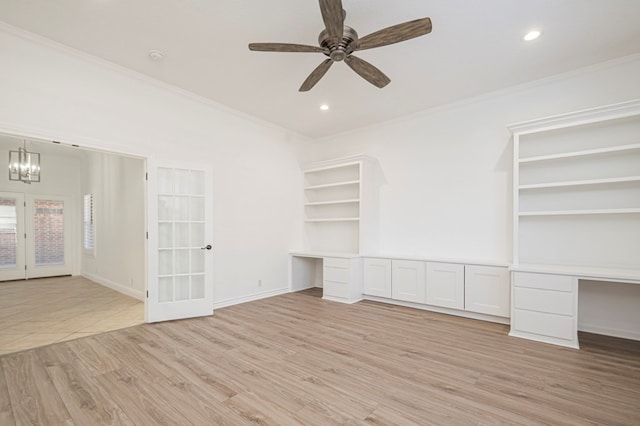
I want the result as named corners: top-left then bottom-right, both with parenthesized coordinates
top-left (25, 195), bottom-right (73, 279)
top-left (34, 199), bottom-right (65, 266)
top-left (0, 192), bottom-right (26, 281)
top-left (147, 161), bottom-right (213, 322)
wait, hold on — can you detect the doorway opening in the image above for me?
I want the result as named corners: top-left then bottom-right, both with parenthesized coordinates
top-left (0, 133), bottom-right (146, 354)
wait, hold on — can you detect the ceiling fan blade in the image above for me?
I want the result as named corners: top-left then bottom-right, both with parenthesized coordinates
top-left (299, 59), bottom-right (334, 92)
top-left (356, 17), bottom-right (432, 51)
top-left (249, 43), bottom-right (328, 53)
top-left (344, 55), bottom-right (390, 88)
top-left (319, 0), bottom-right (344, 43)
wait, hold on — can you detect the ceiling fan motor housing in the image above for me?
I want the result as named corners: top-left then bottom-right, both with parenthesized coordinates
top-left (319, 26), bottom-right (358, 61)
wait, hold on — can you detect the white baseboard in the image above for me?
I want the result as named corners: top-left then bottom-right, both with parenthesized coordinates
top-left (82, 272), bottom-right (145, 301)
top-left (364, 295), bottom-right (511, 325)
top-left (578, 322), bottom-right (640, 341)
top-left (213, 287), bottom-right (290, 310)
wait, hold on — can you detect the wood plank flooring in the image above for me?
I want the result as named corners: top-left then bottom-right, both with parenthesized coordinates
top-left (1, 288), bottom-right (639, 425)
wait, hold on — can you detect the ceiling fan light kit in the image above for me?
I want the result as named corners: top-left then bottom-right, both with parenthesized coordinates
top-left (249, 0), bottom-right (432, 91)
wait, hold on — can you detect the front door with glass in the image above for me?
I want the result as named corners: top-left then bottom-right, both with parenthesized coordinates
top-left (0, 192), bottom-right (73, 281)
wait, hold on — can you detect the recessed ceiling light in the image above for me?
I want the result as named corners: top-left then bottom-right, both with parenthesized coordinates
top-left (320, 104), bottom-right (330, 111)
top-left (149, 49), bottom-right (165, 61)
top-left (523, 30), bottom-right (541, 41)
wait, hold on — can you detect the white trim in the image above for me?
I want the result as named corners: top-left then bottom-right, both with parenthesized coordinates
top-left (313, 53), bottom-right (640, 143)
top-left (82, 272), bottom-right (144, 301)
top-left (363, 295), bottom-right (510, 325)
top-left (0, 121), bottom-right (148, 160)
top-left (213, 287), bottom-right (290, 310)
top-left (508, 98), bottom-right (640, 134)
top-left (508, 329), bottom-right (580, 349)
top-left (578, 323), bottom-right (640, 342)
top-left (0, 22), bottom-right (311, 143)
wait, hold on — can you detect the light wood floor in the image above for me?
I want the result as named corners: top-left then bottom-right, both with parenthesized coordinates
top-left (1, 288), bottom-right (639, 425)
top-left (0, 276), bottom-right (143, 356)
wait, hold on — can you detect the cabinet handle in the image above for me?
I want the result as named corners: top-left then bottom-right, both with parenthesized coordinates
top-left (201, 245), bottom-right (212, 251)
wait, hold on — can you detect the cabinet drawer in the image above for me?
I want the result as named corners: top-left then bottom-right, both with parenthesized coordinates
top-left (324, 257), bottom-right (351, 269)
top-left (513, 309), bottom-right (574, 341)
top-left (323, 280), bottom-right (350, 299)
top-left (513, 272), bottom-right (574, 292)
top-left (513, 287), bottom-right (574, 316)
top-left (323, 265), bottom-right (349, 283)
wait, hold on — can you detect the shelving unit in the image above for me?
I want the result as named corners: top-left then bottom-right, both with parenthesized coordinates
top-left (510, 100), bottom-right (640, 271)
top-left (302, 155), bottom-right (378, 255)
top-left (508, 100), bottom-right (640, 348)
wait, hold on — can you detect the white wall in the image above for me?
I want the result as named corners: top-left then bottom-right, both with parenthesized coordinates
top-left (0, 135), bottom-right (82, 274)
top-left (80, 150), bottom-right (146, 300)
top-left (0, 25), bottom-right (310, 306)
top-left (311, 54), bottom-right (640, 263)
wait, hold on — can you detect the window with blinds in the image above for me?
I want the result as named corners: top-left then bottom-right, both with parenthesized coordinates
top-left (83, 194), bottom-right (94, 254)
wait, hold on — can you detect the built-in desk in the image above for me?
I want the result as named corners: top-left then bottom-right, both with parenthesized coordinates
top-left (290, 252), bottom-right (363, 304)
top-left (509, 265), bottom-right (640, 348)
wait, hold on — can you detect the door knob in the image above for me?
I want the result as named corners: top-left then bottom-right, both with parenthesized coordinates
top-left (201, 244), bottom-right (212, 250)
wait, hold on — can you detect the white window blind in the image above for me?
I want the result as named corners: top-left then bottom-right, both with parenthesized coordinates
top-left (83, 194), bottom-right (94, 253)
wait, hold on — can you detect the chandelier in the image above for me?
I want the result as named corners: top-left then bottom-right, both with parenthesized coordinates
top-left (9, 140), bottom-right (40, 184)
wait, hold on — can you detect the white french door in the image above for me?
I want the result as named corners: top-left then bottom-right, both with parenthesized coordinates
top-left (146, 160), bottom-right (214, 323)
top-left (0, 192), bottom-right (73, 281)
top-left (0, 192), bottom-right (26, 281)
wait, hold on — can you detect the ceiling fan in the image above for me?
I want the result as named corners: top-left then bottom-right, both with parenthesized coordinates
top-left (248, 0), bottom-right (432, 91)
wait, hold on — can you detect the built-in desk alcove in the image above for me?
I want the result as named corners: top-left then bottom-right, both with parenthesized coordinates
top-left (578, 279), bottom-right (640, 341)
top-left (291, 255), bottom-right (323, 292)
top-left (290, 253), bottom-right (363, 304)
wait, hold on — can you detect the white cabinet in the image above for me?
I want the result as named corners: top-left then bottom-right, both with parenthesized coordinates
top-left (322, 257), bottom-right (363, 304)
top-left (464, 265), bottom-right (509, 317)
top-left (510, 271), bottom-right (578, 348)
top-left (391, 260), bottom-right (426, 303)
top-left (361, 256), bottom-right (509, 322)
top-left (426, 262), bottom-right (464, 310)
top-left (363, 258), bottom-right (392, 298)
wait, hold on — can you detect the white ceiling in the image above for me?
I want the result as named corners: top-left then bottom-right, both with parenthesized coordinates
top-left (1, 0), bottom-right (640, 139)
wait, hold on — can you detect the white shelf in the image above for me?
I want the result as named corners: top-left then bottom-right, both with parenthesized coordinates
top-left (519, 176), bottom-right (640, 190)
top-left (519, 143), bottom-right (640, 164)
top-left (304, 199), bottom-right (360, 206)
top-left (304, 180), bottom-right (360, 190)
top-left (305, 217), bottom-right (360, 223)
top-left (519, 208), bottom-right (640, 217)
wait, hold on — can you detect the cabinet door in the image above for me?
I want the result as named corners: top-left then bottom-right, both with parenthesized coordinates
top-left (363, 258), bottom-right (392, 298)
top-left (426, 262), bottom-right (464, 310)
top-left (464, 265), bottom-right (509, 317)
top-left (392, 260), bottom-right (426, 303)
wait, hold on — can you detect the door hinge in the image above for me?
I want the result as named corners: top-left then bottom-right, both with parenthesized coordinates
top-left (24, 233), bottom-right (27, 239)
top-left (145, 172), bottom-right (148, 181)
top-left (146, 290), bottom-right (149, 298)
top-left (146, 231), bottom-right (148, 239)
top-left (25, 265), bottom-right (27, 270)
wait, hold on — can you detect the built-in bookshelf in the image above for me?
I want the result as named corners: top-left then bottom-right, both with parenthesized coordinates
top-left (302, 156), bottom-right (378, 255)
top-left (509, 99), bottom-right (640, 274)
